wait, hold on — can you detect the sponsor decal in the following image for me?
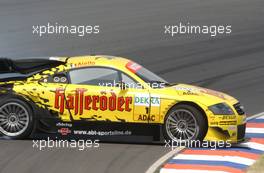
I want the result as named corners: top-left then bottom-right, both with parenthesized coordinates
top-left (125, 61), bottom-right (142, 73)
top-left (219, 121), bottom-right (237, 125)
top-left (200, 88), bottom-right (226, 100)
top-left (56, 122), bottom-right (73, 128)
top-left (73, 130), bottom-right (132, 136)
top-left (137, 114), bottom-right (156, 121)
top-left (134, 94), bottom-right (160, 107)
top-left (222, 115), bottom-right (236, 120)
top-left (54, 88), bottom-right (132, 114)
top-left (173, 86), bottom-right (196, 91)
top-left (58, 128), bottom-right (71, 136)
top-left (174, 86), bottom-right (227, 100)
top-left (71, 61), bottom-right (95, 68)
top-left (183, 91), bottom-right (199, 96)
top-left (210, 122), bottom-right (218, 126)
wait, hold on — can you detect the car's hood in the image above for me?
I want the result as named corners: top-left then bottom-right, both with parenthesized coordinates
top-left (164, 83), bottom-right (238, 106)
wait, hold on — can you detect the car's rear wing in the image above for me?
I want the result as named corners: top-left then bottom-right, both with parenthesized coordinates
top-left (0, 57), bottom-right (67, 82)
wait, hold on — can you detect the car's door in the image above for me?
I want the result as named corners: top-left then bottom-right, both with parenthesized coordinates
top-left (120, 73), bottom-right (160, 124)
top-left (65, 66), bottom-right (135, 122)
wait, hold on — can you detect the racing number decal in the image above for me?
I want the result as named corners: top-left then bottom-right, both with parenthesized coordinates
top-left (133, 93), bottom-right (160, 123)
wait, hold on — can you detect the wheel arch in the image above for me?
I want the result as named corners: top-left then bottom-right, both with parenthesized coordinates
top-left (0, 93), bottom-right (37, 139)
top-left (161, 101), bottom-right (209, 141)
top-left (0, 93), bottom-right (37, 116)
top-left (166, 101), bottom-right (208, 128)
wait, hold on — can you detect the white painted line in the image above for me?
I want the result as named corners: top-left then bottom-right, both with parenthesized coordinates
top-left (242, 142), bottom-right (264, 151)
top-left (247, 112), bottom-right (264, 121)
top-left (172, 154), bottom-right (255, 166)
top-left (257, 115), bottom-right (264, 119)
top-left (246, 128), bottom-right (264, 134)
top-left (160, 168), bottom-right (229, 173)
top-left (145, 147), bottom-right (185, 173)
top-left (238, 142), bottom-right (264, 151)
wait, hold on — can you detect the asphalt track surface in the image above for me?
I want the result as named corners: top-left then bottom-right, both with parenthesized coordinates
top-left (0, 0), bottom-right (264, 173)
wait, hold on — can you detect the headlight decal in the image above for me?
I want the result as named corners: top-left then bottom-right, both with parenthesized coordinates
top-left (209, 103), bottom-right (235, 115)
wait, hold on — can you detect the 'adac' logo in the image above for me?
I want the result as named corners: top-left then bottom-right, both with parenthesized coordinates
top-left (138, 114), bottom-right (156, 121)
top-left (54, 88), bottom-right (132, 115)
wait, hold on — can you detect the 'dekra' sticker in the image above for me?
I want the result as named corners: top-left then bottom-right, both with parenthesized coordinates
top-left (134, 94), bottom-right (160, 107)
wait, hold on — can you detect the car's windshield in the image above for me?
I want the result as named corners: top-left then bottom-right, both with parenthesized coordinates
top-left (125, 61), bottom-right (172, 88)
top-left (135, 67), bottom-right (166, 83)
top-left (134, 66), bottom-right (171, 88)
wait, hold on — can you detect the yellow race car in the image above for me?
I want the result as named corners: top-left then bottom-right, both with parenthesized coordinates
top-left (0, 55), bottom-right (246, 143)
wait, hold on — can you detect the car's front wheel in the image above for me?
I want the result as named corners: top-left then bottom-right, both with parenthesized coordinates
top-left (0, 98), bottom-right (34, 139)
top-left (163, 104), bottom-right (207, 143)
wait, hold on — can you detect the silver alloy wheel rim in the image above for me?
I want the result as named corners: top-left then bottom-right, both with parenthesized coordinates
top-left (0, 102), bottom-right (29, 137)
top-left (166, 109), bottom-right (198, 141)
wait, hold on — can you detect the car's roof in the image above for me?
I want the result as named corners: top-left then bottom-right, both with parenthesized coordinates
top-left (0, 55), bottom-right (133, 72)
top-left (66, 55), bottom-right (131, 69)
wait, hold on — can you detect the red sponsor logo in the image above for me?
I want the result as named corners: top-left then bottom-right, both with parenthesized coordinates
top-left (54, 88), bottom-right (132, 114)
top-left (125, 61), bottom-right (142, 73)
top-left (58, 128), bottom-right (71, 136)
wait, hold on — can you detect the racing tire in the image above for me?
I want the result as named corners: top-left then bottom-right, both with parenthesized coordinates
top-left (163, 104), bottom-right (207, 143)
top-left (0, 97), bottom-right (34, 139)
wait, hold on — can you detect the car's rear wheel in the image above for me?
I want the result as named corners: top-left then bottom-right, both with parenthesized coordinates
top-left (0, 98), bottom-right (34, 139)
top-left (163, 104), bottom-right (207, 142)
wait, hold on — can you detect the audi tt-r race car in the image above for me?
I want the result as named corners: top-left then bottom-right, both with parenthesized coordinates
top-left (0, 55), bottom-right (247, 143)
